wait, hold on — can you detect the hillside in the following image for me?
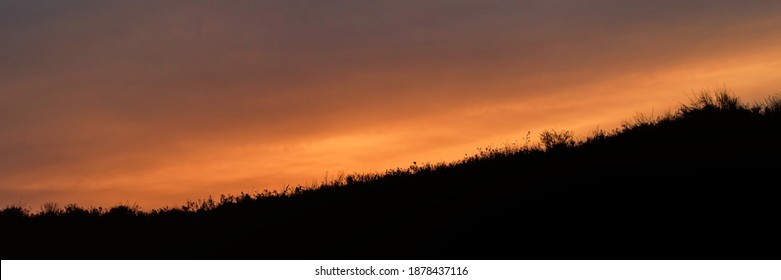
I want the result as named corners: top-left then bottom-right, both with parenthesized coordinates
top-left (2, 91), bottom-right (780, 259)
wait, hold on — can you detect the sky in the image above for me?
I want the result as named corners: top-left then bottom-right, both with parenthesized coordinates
top-left (2, 0), bottom-right (781, 210)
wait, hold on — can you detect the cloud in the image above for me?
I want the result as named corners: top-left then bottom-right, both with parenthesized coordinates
top-left (2, 0), bottom-right (781, 208)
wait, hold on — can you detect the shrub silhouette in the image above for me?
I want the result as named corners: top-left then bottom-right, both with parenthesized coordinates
top-left (539, 129), bottom-right (575, 150)
top-left (39, 202), bottom-right (62, 217)
top-left (0, 205), bottom-right (29, 220)
top-left (1, 90), bottom-right (780, 259)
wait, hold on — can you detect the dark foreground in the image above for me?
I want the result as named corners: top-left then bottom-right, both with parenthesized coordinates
top-left (2, 93), bottom-right (780, 259)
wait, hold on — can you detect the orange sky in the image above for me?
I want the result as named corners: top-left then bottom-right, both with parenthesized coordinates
top-left (2, 0), bottom-right (781, 210)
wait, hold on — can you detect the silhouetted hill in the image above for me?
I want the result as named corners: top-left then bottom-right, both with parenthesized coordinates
top-left (2, 91), bottom-right (780, 259)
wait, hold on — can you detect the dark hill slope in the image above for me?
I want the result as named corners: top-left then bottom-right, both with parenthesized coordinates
top-left (2, 92), bottom-right (780, 259)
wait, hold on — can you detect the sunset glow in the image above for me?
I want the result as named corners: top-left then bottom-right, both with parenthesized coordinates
top-left (2, 0), bottom-right (781, 210)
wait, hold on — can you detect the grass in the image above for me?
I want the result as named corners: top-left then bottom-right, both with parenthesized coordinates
top-left (1, 90), bottom-right (780, 259)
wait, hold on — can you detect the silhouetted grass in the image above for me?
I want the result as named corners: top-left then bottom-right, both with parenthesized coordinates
top-left (2, 90), bottom-right (780, 259)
